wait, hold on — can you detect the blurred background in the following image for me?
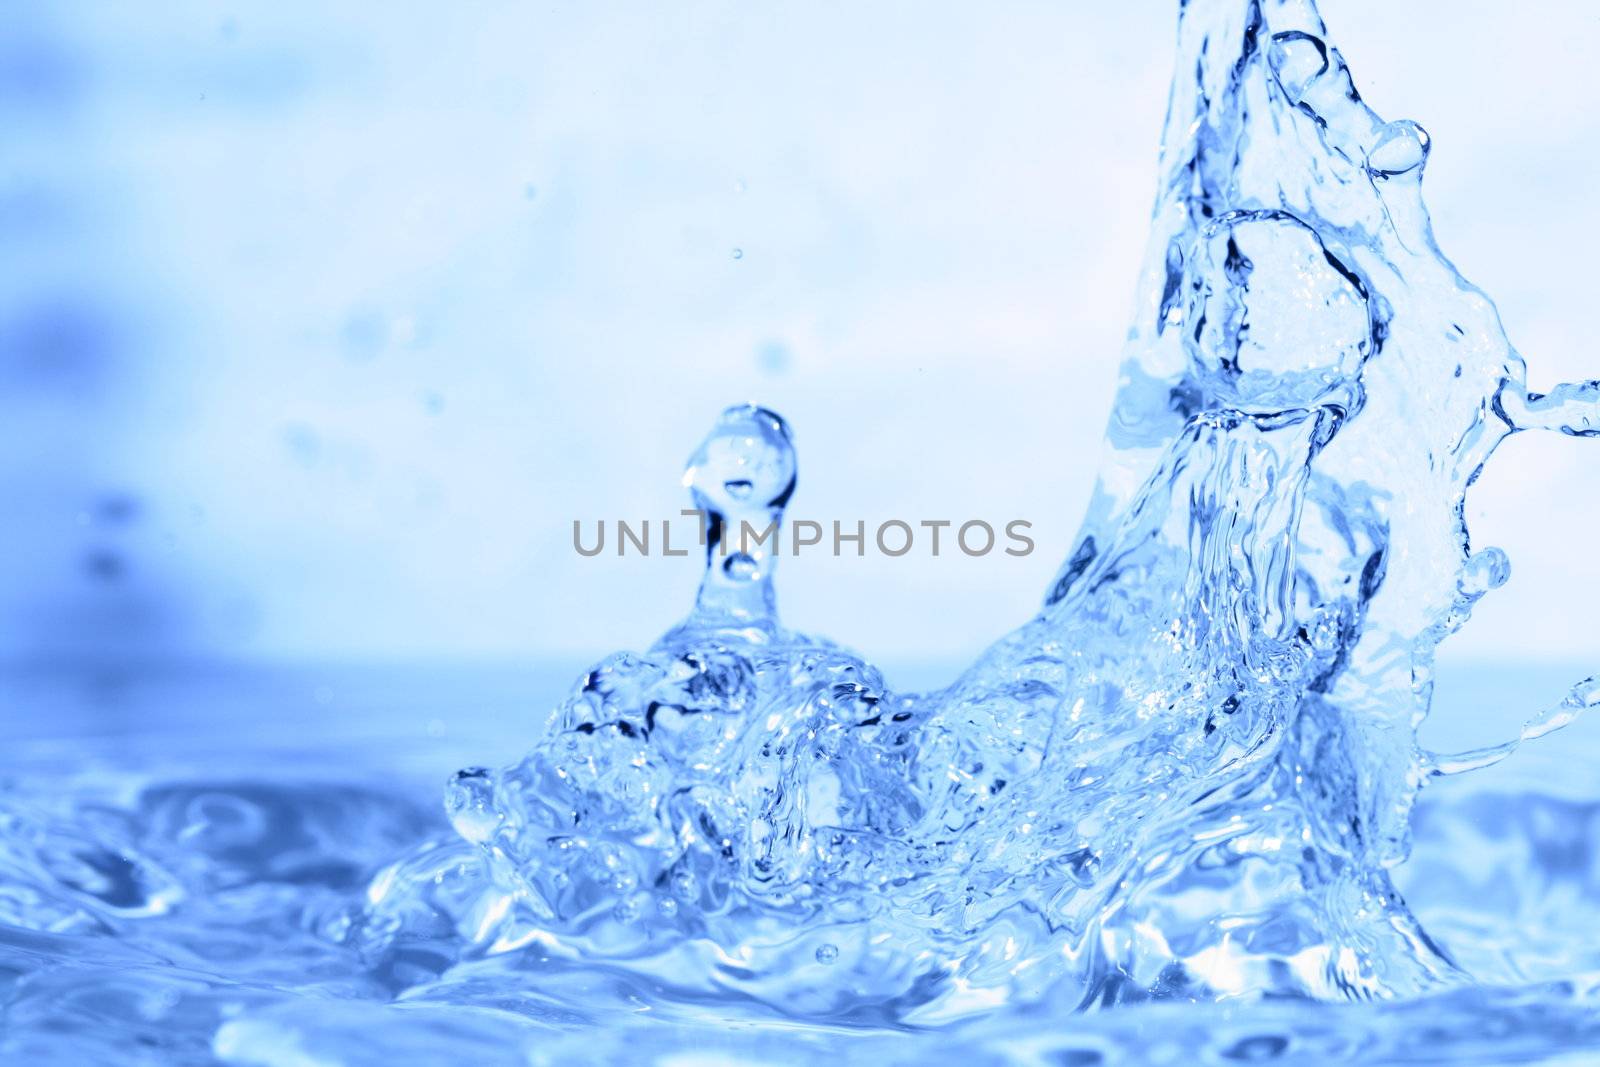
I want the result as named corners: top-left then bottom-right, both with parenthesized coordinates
top-left (2, 0), bottom-right (1594, 704)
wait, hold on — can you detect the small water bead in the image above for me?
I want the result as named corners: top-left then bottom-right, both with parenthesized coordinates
top-left (1368, 120), bottom-right (1431, 179)
top-left (682, 406), bottom-right (796, 521)
top-left (1458, 547), bottom-right (1511, 598)
top-left (678, 405), bottom-right (798, 625)
top-left (731, 248), bottom-right (744, 260)
top-left (815, 943), bottom-right (839, 964)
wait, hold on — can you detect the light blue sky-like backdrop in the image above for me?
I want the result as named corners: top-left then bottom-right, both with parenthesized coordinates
top-left (3, 1), bottom-right (1595, 685)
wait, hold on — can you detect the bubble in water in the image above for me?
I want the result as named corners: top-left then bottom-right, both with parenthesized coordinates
top-left (815, 943), bottom-right (838, 964)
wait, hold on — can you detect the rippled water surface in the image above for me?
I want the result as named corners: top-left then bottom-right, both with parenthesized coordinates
top-left (6, 0), bottom-right (1600, 1063)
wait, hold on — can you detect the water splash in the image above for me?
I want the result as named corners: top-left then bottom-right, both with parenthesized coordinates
top-left (350, 0), bottom-right (1600, 1022)
top-left (5, 0), bottom-right (1600, 1062)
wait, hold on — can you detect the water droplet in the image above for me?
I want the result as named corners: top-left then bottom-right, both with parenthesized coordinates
top-left (675, 406), bottom-right (797, 625)
top-left (815, 943), bottom-right (839, 964)
top-left (731, 248), bottom-right (744, 260)
top-left (1458, 547), bottom-right (1510, 597)
top-left (1368, 120), bottom-right (1430, 179)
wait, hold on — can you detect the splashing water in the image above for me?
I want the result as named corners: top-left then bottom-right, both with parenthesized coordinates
top-left (6, 0), bottom-right (1600, 1063)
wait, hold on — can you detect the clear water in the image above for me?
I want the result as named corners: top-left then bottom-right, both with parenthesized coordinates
top-left (6, 0), bottom-right (1600, 1063)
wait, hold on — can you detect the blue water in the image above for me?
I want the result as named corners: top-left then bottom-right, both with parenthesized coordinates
top-left (6, 0), bottom-right (1600, 1062)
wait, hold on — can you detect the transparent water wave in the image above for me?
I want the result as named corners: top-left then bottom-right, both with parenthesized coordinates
top-left (5, 0), bottom-right (1600, 1063)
